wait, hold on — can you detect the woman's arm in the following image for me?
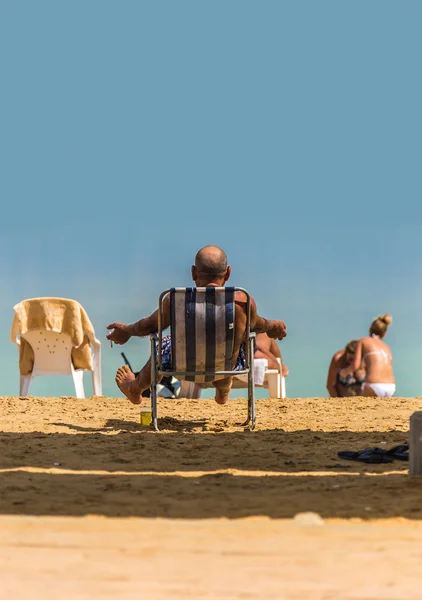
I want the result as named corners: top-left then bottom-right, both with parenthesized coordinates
top-left (352, 340), bottom-right (363, 372)
top-left (327, 355), bottom-right (339, 397)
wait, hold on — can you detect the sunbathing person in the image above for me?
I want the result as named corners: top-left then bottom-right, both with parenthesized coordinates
top-left (350, 314), bottom-right (395, 397)
top-left (326, 340), bottom-right (365, 397)
top-left (107, 245), bottom-right (287, 406)
top-left (255, 332), bottom-right (289, 377)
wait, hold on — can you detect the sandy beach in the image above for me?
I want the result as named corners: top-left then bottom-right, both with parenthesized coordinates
top-left (1, 394), bottom-right (422, 598)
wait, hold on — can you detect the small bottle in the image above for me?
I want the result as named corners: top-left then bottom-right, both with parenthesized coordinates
top-left (140, 405), bottom-right (152, 427)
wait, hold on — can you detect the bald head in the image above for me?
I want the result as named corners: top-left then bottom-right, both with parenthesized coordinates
top-left (195, 246), bottom-right (228, 276)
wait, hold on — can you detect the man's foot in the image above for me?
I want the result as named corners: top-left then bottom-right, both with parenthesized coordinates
top-left (215, 386), bottom-right (231, 405)
top-left (213, 376), bottom-right (232, 405)
top-left (115, 365), bottom-right (143, 405)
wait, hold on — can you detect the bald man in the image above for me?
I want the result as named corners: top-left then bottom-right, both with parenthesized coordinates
top-left (107, 246), bottom-right (287, 405)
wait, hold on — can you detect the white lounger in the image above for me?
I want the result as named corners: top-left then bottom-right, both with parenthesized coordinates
top-left (179, 357), bottom-right (286, 399)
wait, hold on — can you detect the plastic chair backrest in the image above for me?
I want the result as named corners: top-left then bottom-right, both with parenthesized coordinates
top-left (22, 329), bottom-right (74, 376)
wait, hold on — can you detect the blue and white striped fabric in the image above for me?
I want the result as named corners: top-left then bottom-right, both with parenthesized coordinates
top-left (169, 287), bottom-right (235, 383)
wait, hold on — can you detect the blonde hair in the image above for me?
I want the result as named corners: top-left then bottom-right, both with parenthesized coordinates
top-left (370, 314), bottom-right (392, 338)
top-left (345, 340), bottom-right (358, 354)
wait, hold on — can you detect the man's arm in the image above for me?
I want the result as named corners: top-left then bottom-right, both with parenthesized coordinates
top-left (107, 295), bottom-right (171, 345)
top-left (250, 297), bottom-right (286, 339)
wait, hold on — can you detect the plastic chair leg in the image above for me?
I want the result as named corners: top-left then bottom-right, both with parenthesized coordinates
top-left (281, 376), bottom-right (286, 399)
top-left (179, 381), bottom-right (202, 399)
top-left (72, 368), bottom-right (85, 399)
top-left (91, 343), bottom-right (102, 396)
top-left (20, 375), bottom-right (31, 396)
top-left (267, 372), bottom-right (280, 398)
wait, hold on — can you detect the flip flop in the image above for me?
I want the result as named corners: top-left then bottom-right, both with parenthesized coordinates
top-left (385, 444), bottom-right (409, 461)
top-left (338, 448), bottom-right (394, 464)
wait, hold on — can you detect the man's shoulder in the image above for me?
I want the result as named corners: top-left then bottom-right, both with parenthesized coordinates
top-left (234, 290), bottom-right (254, 304)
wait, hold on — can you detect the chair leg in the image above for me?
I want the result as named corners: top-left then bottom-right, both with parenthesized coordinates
top-left (242, 386), bottom-right (252, 427)
top-left (281, 376), bottom-right (286, 399)
top-left (248, 335), bottom-right (256, 430)
top-left (267, 372), bottom-right (280, 399)
top-left (180, 380), bottom-right (202, 399)
top-left (150, 335), bottom-right (159, 431)
top-left (91, 343), bottom-right (102, 396)
top-left (71, 367), bottom-right (85, 399)
top-left (20, 375), bottom-right (31, 396)
top-left (248, 370), bottom-right (256, 430)
top-left (241, 335), bottom-right (256, 428)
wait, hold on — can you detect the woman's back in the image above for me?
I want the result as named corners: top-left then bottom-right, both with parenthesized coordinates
top-left (360, 336), bottom-right (394, 384)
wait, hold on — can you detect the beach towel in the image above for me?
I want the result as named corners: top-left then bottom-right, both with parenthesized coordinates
top-left (11, 297), bottom-right (95, 375)
top-left (253, 358), bottom-right (266, 385)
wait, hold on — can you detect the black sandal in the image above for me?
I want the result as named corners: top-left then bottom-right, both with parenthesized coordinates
top-left (338, 448), bottom-right (394, 464)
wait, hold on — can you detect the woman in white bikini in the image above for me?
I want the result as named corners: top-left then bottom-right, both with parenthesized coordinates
top-left (348, 314), bottom-right (395, 398)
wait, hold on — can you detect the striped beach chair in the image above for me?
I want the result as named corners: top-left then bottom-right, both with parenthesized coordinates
top-left (150, 287), bottom-right (256, 431)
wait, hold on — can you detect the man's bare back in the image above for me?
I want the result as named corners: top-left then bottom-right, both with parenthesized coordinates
top-left (107, 246), bottom-right (287, 405)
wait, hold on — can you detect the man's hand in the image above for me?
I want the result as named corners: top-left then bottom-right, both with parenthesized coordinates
top-left (267, 320), bottom-right (287, 340)
top-left (106, 322), bottom-right (131, 345)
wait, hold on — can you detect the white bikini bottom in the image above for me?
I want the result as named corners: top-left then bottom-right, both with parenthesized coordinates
top-left (362, 383), bottom-right (396, 398)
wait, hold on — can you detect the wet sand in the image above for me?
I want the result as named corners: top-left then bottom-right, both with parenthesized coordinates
top-left (1, 394), bottom-right (422, 598)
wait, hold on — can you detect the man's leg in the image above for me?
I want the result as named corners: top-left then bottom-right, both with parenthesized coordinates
top-left (115, 359), bottom-right (155, 405)
top-left (213, 376), bottom-right (233, 405)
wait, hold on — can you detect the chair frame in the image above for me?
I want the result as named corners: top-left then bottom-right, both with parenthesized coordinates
top-left (149, 287), bottom-right (256, 431)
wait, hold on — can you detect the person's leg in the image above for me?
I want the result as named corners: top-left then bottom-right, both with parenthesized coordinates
top-left (115, 359), bottom-right (155, 405)
top-left (116, 334), bottom-right (172, 404)
top-left (270, 340), bottom-right (289, 376)
top-left (360, 383), bottom-right (378, 397)
top-left (213, 376), bottom-right (233, 404)
top-left (270, 339), bottom-right (282, 359)
top-left (335, 382), bottom-right (350, 397)
top-left (348, 384), bottom-right (362, 396)
top-left (255, 349), bottom-right (280, 371)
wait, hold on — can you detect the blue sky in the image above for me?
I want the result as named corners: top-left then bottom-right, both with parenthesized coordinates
top-left (0, 1), bottom-right (421, 399)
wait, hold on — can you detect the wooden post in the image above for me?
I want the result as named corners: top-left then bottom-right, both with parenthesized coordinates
top-left (409, 411), bottom-right (422, 476)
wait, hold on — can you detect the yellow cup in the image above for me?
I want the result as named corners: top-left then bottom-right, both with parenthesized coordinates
top-left (140, 406), bottom-right (152, 427)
